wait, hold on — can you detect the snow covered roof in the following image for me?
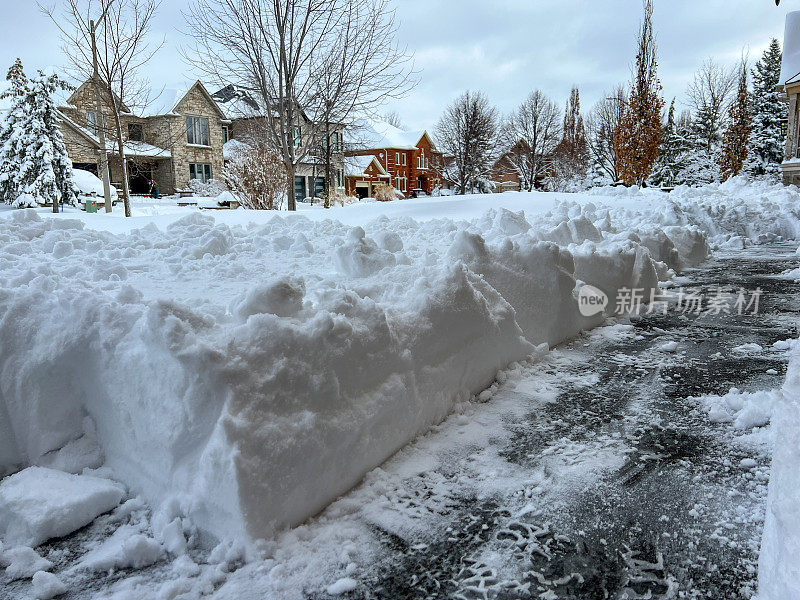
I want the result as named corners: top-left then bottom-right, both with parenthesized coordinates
top-left (346, 119), bottom-right (435, 152)
top-left (140, 81), bottom-right (226, 119)
top-left (781, 11), bottom-right (800, 86)
top-left (212, 85), bottom-right (262, 120)
top-left (57, 110), bottom-right (171, 159)
top-left (344, 155), bottom-right (390, 177)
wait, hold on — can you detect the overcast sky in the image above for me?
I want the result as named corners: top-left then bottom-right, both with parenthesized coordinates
top-left (0, 0), bottom-right (792, 129)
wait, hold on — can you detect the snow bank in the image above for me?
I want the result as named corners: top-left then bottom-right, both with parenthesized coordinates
top-left (0, 467), bottom-right (124, 547)
top-left (759, 341), bottom-right (800, 600)
top-left (0, 195), bottom-right (712, 546)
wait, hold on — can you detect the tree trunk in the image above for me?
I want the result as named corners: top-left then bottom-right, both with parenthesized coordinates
top-left (287, 162), bottom-right (296, 211)
top-left (110, 99), bottom-right (132, 217)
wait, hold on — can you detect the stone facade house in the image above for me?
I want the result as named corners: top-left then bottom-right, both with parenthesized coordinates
top-left (58, 80), bottom-right (227, 195)
top-left (344, 120), bottom-right (444, 198)
top-left (212, 85), bottom-right (345, 204)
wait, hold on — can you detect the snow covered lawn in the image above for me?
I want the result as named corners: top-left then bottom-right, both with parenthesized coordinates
top-left (1, 178), bottom-right (800, 594)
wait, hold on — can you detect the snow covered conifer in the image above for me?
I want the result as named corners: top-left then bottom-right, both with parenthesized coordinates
top-left (746, 39), bottom-right (784, 177)
top-left (0, 59), bottom-right (31, 206)
top-left (0, 69), bottom-right (75, 211)
top-left (719, 63), bottom-right (752, 181)
top-left (651, 99), bottom-right (690, 187)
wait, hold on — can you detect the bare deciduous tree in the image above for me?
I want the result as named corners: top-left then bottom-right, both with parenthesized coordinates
top-left (435, 90), bottom-right (498, 195)
top-left (686, 58), bottom-right (737, 153)
top-left (383, 110), bottom-right (405, 129)
top-left (41, 0), bottom-right (164, 217)
top-left (185, 0), bottom-right (413, 211)
top-left (499, 90), bottom-right (560, 191)
top-left (587, 86), bottom-right (625, 182)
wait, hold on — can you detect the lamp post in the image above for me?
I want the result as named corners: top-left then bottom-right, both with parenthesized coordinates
top-left (89, 6), bottom-right (112, 213)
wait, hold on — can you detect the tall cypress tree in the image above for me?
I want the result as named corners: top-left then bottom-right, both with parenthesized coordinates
top-left (614, 0), bottom-right (664, 186)
top-left (720, 64), bottom-right (752, 180)
top-left (746, 39), bottom-right (784, 176)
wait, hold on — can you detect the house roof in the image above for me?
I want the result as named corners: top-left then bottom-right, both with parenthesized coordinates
top-left (140, 81), bottom-right (227, 119)
top-left (344, 155), bottom-right (390, 178)
top-left (211, 85), bottom-right (262, 120)
top-left (57, 110), bottom-right (171, 158)
top-left (782, 11), bottom-right (800, 86)
top-left (346, 119), bottom-right (437, 152)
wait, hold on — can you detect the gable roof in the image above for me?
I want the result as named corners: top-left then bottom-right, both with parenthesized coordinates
top-left (64, 80), bottom-right (131, 114)
top-left (141, 81), bottom-right (227, 119)
top-left (345, 154), bottom-right (390, 178)
top-left (346, 118), bottom-right (437, 152)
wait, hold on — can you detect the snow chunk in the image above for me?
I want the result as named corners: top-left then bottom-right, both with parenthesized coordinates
top-left (699, 388), bottom-right (777, 430)
top-left (334, 227), bottom-right (396, 276)
top-left (660, 341), bottom-right (679, 353)
top-left (32, 571), bottom-right (67, 599)
top-left (2, 546), bottom-right (53, 580)
top-left (79, 527), bottom-right (164, 571)
top-left (0, 467), bottom-right (124, 547)
top-left (326, 577), bottom-right (358, 595)
top-left (232, 277), bottom-right (306, 320)
top-left (733, 343), bottom-right (763, 353)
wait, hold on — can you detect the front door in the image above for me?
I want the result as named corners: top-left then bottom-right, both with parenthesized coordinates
top-left (294, 176), bottom-right (306, 204)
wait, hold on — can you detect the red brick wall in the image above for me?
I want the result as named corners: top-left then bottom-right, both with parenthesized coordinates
top-left (347, 133), bottom-right (443, 196)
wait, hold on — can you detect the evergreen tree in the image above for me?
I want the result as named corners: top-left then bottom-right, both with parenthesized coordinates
top-left (0, 59), bottom-right (31, 206)
top-left (615, 0), bottom-right (664, 186)
top-left (651, 99), bottom-right (691, 186)
top-left (0, 66), bottom-right (75, 211)
top-left (746, 39), bottom-right (784, 177)
top-left (719, 63), bottom-right (752, 180)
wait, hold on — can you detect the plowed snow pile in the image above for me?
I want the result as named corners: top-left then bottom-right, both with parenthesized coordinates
top-left (2, 179), bottom-right (789, 548)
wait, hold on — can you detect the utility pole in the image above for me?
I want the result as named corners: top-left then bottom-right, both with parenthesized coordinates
top-left (89, 16), bottom-right (113, 213)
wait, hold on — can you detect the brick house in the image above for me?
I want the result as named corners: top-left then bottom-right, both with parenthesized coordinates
top-left (212, 84), bottom-right (345, 204)
top-left (58, 80), bottom-right (227, 195)
top-left (344, 120), bottom-right (444, 198)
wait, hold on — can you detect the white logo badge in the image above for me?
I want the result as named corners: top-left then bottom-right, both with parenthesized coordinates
top-left (578, 284), bottom-right (608, 317)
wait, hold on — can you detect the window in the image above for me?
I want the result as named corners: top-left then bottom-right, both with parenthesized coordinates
top-left (331, 132), bottom-right (340, 152)
top-left (128, 122), bottom-right (144, 142)
top-left (222, 125), bottom-right (229, 144)
top-left (293, 125), bottom-right (302, 148)
top-left (189, 163), bottom-right (212, 183)
top-left (418, 150), bottom-right (426, 169)
top-left (401, 153), bottom-right (406, 166)
top-left (87, 110), bottom-right (97, 135)
top-left (186, 117), bottom-right (210, 146)
top-left (396, 175), bottom-right (401, 189)
top-left (395, 152), bottom-right (400, 165)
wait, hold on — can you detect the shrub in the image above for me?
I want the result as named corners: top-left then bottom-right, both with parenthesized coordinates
top-left (374, 183), bottom-right (395, 202)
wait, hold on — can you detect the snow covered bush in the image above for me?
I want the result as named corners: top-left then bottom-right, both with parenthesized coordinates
top-left (373, 182), bottom-right (395, 202)
top-left (0, 62), bottom-right (75, 209)
top-left (186, 177), bottom-right (228, 197)
top-left (223, 145), bottom-right (287, 209)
